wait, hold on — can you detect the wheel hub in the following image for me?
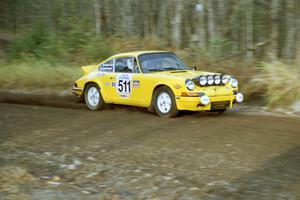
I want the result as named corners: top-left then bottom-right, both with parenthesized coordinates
top-left (87, 87), bottom-right (100, 107)
top-left (157, 92), bottom-right (172, 113)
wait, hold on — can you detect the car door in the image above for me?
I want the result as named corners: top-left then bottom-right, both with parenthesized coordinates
top-left (107, 57), bottom-right (134, 105)
top-left (97, 59), bottom-right (118, 102)
top-left (124, 58), bottom-right (147, 106)
top-left (108, 57), bottom-right (147, 106)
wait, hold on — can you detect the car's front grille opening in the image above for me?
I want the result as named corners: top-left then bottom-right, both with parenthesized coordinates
top-left (211, 101), bottom-right (230, 110)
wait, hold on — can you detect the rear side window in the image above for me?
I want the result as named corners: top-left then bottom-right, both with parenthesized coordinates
top-left (115, 57), bottom-right (133, 73)
top-left (114, 57), bottom-right (141, 73)
top-left (99, 59), bottom-right (114, 72)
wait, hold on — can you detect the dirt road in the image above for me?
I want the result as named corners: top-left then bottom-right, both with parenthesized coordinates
top-left (0, 102), bottom-right (300, 200)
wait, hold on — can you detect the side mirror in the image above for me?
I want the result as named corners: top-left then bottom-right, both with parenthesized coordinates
top-left (192, 66), bottom-right (197, 71)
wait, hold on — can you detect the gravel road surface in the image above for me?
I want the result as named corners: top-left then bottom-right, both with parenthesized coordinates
top-left (0, 103), bottom-right (299, 200)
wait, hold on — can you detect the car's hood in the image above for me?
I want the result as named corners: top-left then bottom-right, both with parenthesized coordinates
top-left (149, 70), bottom-right (219, 80)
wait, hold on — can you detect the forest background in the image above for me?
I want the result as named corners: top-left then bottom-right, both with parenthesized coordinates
top-left (0, 0), bottom-right (299, 107)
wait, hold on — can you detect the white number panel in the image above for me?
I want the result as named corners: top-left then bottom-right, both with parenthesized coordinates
top-left (116, 74), bottom-right (132, 97)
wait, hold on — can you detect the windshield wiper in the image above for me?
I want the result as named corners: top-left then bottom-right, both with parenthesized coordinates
top-left (163, 67), bottom-right (181, 71)
top-left (148, 69), bottom-right (164, 72)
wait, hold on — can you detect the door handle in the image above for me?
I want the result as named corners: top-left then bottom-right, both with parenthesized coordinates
top-left (109, 77), bottom-right (116, 80)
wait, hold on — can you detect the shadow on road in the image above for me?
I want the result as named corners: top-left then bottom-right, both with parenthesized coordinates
top-left (0, 91), bottom-right (239, 117)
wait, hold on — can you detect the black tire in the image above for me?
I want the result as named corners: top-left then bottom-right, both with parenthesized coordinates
top-left (153, 86), bottom-right (179, 117)
top-left (84, 83), bottom-right (104, 111)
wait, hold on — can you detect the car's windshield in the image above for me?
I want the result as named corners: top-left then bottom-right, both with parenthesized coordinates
top-left (138, 53), bottom-right (189, 73)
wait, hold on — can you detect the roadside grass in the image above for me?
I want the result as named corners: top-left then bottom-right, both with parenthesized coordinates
top-left (247, 61), bottom-right (300, 107)
top-left (0, 59), bottom-right (81, 92)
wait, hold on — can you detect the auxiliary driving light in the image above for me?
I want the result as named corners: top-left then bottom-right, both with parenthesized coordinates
top-left (207, 75), bottom-right (214, 85)
top-left (230, 77), bottom-right (238, 88)
top-left (222, 75), bottom-right (229, 84)
top-left (199, 76), bottom-right (207, 86)
top-left (236, 93), bottom-right (244, 103)
top-left (214, 75), bottom-right (221, 85)
top-left (200, 95), bottom-right (210, 105)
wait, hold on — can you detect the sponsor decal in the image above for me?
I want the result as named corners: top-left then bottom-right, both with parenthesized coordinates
top-left (120, 94), bottom-right (129, 98)
top-left (102, 63), bottom-right (113, 67)
top-left (112, 82), bottom-right (116, 87)
top-left (133, 80), bottom-right (140, 88)
top-left (117, 74), bottom-right (132, 95)
top-left (100, 64), bottom-right (113, 72)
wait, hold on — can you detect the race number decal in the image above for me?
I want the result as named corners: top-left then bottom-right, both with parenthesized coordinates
top-left (117, 74), bottom-right (132, 97)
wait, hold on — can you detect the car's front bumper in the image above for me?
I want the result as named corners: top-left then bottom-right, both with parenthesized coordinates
top-left (175, 94), bottom-right (242, 111)
top-left (72, 87), bottom-right (83, 96)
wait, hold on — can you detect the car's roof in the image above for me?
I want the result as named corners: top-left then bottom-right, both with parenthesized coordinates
top-left (111, 50), bottom-right (172, 58)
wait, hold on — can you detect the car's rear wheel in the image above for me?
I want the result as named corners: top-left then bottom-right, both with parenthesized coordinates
top-left (85, 83), bottom-right (104, 111)
top-left (153, 86), bottom-right (178, 117)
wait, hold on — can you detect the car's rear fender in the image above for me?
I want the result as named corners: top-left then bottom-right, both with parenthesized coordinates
top-left (81, 65), bottom-right (97, 76)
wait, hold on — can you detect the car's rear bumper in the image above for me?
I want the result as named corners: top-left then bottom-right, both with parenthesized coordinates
top-left (176, 94), bottom-right (242, 111)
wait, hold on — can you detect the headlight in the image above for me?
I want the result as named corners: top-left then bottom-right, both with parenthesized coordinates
top-left (214, 75), bottom-right (221, 85)
top-left (230, 77), bottom-right (238, 88)
top-left (185, 79), bottom-right (195, 91)
top-left (199, 76), bottom-right (207, 86)
top-left (221, 75), bottom-right (229, 84)
top-left (207, 75), bottom-right (214, 85)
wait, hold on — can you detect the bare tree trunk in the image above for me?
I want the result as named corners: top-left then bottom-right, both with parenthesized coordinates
top-left (195, 0), bottom-right (206, 49)
top-left (143, 0), bottom-right (150, 37)
top-left (269, 0), bottom-right (280, 61)
top-left (282, 0), bottom-right (296, 59)
top-left (206, 0), bottom-right (215, 38)
top-left (217, 0), bottom-right (225, 36)
top-left (181, 1), bottom-right (192, 48)
top-left (296, 28), bottom-right (300, 64)
top-left (166, 0), bottom-right (173, 46)
top-left (122, 0), bottom-right (133, 37)
top-left (172, 0), bottom-right (183, 48)
top-left (296, 0), bottom-right (300, 64)
top-left (94, 0), bottom-right (101, 36)
top-left (156, 0), bottom-right (167, 38)
top-left (223, 0), bottom-right (236, 39)
top-left (231, 1), bottom-right (242, 54)
top-left (148, 0), bottom-right (156, 37)
top-left (206, 0), bottom-right (216, 50)
top-left (103, 0), bottom-right (112, 36)
top-left (246, 0), bottom-right (254, 63)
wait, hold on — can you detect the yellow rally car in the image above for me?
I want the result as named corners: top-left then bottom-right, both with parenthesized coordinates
top-left (73, 51), bottom-right (244, 117)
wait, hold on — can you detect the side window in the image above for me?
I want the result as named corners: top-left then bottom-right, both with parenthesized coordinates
top-left (115, 57), bottom-right (140, 73)
top-left (115, 57), bottom-right (136, 73)
top-left (99, 59), bottom-right (114, 72)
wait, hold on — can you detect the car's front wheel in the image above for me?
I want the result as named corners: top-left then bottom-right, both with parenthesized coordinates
top-left (85, 83), bottom-right (104, 111)
top-left (153, 86), bottom-right (179, 117)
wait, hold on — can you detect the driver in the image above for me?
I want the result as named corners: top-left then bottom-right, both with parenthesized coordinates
top-left (126, 58), bottom-right (140, 73)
